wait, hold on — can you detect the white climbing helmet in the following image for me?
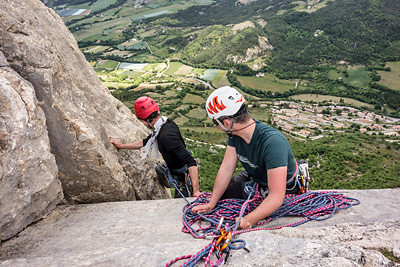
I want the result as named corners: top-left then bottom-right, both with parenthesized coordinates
top-left (206, 86), bottom-right (245, 119)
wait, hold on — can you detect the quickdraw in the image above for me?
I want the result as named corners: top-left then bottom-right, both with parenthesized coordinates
top-left (298, 160), bottom-right (310, 195)
top-left (216, 227), bottom-right (232, 253)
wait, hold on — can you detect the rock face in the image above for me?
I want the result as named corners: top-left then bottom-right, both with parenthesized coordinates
top-left (0, 52), bottom-right (63, 242)
top-left (0, 0), bottom-right (170, 241)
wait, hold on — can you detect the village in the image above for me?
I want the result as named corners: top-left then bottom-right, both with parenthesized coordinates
top-left (267, 100), bottom-right (400, 141)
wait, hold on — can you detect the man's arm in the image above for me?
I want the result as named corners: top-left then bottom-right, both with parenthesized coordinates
top-left (110, 138), bottom-right (144, 150)
top-left (238, 166), bottom-right (287, 229)
top-left (188, 166), bottom-right (201, 197)
top-left (192, 145), bottom-right (238, 214)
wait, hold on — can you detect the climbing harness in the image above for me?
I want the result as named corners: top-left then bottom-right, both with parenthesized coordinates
top-left (166, 169), bottom-right (192, 204)
top-left (165, 185), bottom-right (360, 266)
top-left (156, 162), bottom-right (195, 199)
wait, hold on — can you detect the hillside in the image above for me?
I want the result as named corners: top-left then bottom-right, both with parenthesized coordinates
top-left (43, 0), bottom-right (400, 118)
top-left (37, 0), bottom-right (400, 193)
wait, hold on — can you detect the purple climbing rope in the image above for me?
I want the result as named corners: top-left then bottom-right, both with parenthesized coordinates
top-left (166, 189), bottom-right (360, 266)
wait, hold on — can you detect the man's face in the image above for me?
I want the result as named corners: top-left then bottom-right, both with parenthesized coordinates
top-left (141, 119), bottom-right (153, 129)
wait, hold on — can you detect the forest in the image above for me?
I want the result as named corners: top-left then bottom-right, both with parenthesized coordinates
top-left (160, 0), bottom-right (400, 71)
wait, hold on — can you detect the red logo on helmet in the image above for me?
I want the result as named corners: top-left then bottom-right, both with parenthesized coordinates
top-left (235, 95), bottom-right (244, 103)
top-left (207, 96), bottom-right (226, 115)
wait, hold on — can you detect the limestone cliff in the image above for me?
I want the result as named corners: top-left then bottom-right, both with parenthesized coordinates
top-left (0, 0), bottom-right (170, 242)
top-left (0, 52), bottom-right (63, 242)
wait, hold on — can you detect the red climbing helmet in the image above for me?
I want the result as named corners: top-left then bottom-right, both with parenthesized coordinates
top-left (134, 96), bottom-right (159, 120)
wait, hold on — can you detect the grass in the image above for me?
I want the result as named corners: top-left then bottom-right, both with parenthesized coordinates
top-left (248, 106), bottom-right (271, 122)
top-left (290, 94), bottom-right (374, 109)
top-left (182, 93), bottom-right (205, 104)
top-left (328, 65), bottom-right (370, 88)
top-left (174, 65), bottom-right (193, 76)
top-left (378, 61), bottom-right (400, 91)
top-left (120, 70), bottom-right (143, 78)
top-left (91, 0), bottom-right (117, 12)
top-left (181, 126), bottom-right (223, 133)
top-left (187, 107), bottom-right (207, 118)
top-left (118, 41), bottom-right (148, 50)
top-left (69, 3), bottom-right (91, 9)
top-left (237, 74), bottom-right (296, 92)
top-left (173, 116), bottom-right (189, 125)
top-left (140, 29), bottom-right (157, 38)
top-left (378, 248), bottom-right (400, 263)
top-left (192, 68), bottom-right (205, 76)
top-left (212, 70), bottom-right (225, 83)
top-left (201, 69), bottom-right (221, 81)
top-left (96, 60), bottom-right (119, 69)
top-left (212, 71), bottom-right (231, 88)
top-left (293, 0), bottom-right (335, 13)
top-left (164, 62), bottom-right (183, 75)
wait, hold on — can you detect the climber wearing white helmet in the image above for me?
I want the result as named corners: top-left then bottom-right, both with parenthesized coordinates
top-left (192, 86), bottom-right (301, 230)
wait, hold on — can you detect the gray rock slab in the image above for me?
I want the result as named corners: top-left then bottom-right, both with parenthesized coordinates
top-left (1, 189), bottom-right (399, 266)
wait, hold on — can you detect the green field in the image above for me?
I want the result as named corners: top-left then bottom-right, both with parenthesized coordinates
top-left (164, 62), bottom-right (183, 75)
top-left (120, 70), bottom-right (143, 78)
top-left (212, 71), bottom-right (231, 88)
top-left (182, 93), bottom-right (205, 104)
top-left (187, 107), bottom-right (207, 118)
top-left (290, 94), bottom-right (374, 109)
top-left (96, 60), bottom-right (119, 69)
top-left (247, 106), bottom-right (271, 122)
top-left (201, 69), bottom-right (221, 81)
top-left (328, 65), bottom-right (370, 88)
top-left (73, 17), bottom-right (130, 42)
top-left (237, 74), bottom-right (296, 92)
top-left (91, 0), bottom-right (117, 12)
top-left (378, 61), bottom-right (400, 91)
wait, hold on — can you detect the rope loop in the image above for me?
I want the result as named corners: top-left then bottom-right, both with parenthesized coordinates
top-left (166, 190), bottom-right (360, 266)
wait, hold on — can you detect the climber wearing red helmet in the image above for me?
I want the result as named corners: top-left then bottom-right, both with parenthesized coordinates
top-left (134, 96), bottom-right (159, 118)
top-left (192, 86), bottom-right (301, 230)
top-left (110, 96), bottom-right (201, 198)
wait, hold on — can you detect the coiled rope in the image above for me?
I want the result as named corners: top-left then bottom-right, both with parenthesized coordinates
top-left (165, 185), bottom-right (360, 267)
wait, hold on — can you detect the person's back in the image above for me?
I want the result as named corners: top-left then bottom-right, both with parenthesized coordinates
top-left (110, 96), bottom-right (201, 198)
top-left (228, 121), bottom-right (297, 187)
top-left (156, 119), bottom-right (194, 170)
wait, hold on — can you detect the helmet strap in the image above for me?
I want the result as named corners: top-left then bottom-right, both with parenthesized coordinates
top-left (217, 118), bottom-right (235, 137)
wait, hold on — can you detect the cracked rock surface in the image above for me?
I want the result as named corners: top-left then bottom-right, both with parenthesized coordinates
top-left (0, 189), bottom-right (399, 266)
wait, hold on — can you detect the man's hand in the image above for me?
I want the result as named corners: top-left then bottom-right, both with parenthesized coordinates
top-left (192, 203), bottom-right (213, 215)
top-left (109, 138), bottom-right (121, 148)
top-left (193, 190), bottom-right (202, 198)
top-left (236, 216), bottom-right (253, 230)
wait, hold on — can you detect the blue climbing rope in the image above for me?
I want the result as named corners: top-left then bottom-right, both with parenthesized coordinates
top-left (166, 190), bottom-right (360, 266)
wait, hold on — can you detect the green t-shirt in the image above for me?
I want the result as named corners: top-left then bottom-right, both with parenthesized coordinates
top-left (227, 120), bottom-right (297, 187)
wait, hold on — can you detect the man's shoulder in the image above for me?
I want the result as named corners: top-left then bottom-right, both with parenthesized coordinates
top-left (162, 119), bottom-right (179, 130)
top-left (159, 119), bottom-right (181, 139)
top-left (255, 122), bottom-right (287, 142)
top-left (255, 121), bottom-right (279, 134)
